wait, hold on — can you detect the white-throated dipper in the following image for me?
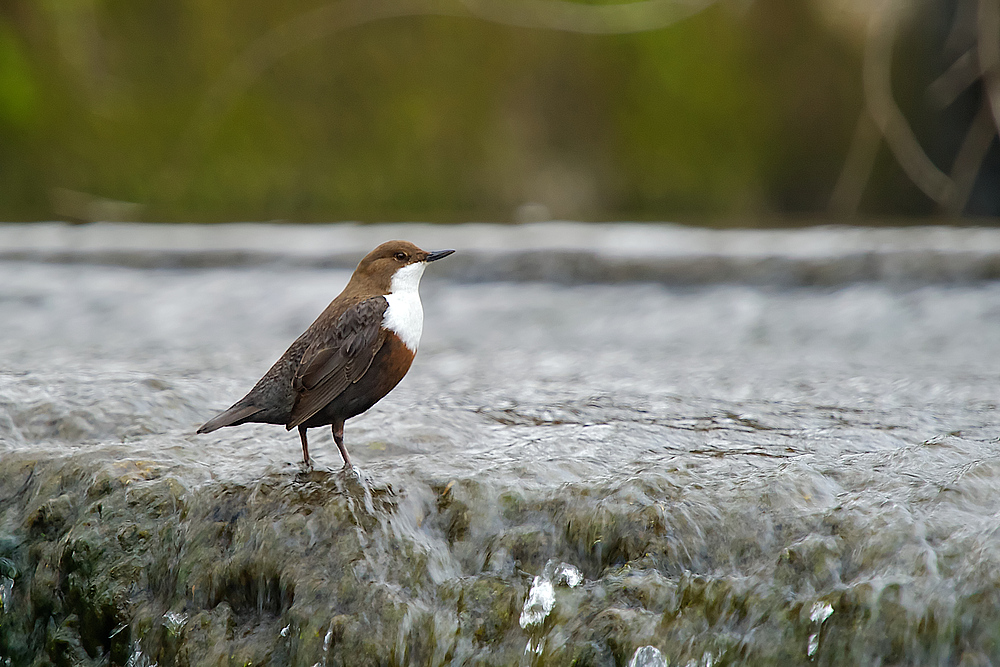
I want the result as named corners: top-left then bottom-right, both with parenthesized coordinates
top-left (196, 240), bottom-right (455, 468)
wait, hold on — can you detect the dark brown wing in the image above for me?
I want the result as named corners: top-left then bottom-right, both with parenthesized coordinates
top-left (286, 296), bottom-right (388, 429)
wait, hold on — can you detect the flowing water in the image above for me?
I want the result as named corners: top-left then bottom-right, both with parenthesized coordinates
top-left (0, 256), bottom-right (999, 665)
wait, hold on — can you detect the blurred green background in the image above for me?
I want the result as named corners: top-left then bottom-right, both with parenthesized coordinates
top-left (0, 0), bottom-right (997, 224)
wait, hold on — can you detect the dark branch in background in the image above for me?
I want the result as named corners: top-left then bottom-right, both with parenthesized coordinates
top-left (160, 0), bottom-right (718, 201)
top-left (864, 2), bottom-right (954, 208)
top-left (946, 98), bottom-right (996, 214)
top-left (927, 49), bottom-right (979, 108)
top-left (828, 111), bottom-right (881, 217)
top-left (979, 0), bottom-right (1000, 134)
top-left (831, 0), bottom-right (1000, 217)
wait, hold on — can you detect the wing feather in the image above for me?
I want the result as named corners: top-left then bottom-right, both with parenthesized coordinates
top-left (286, 297), bottom-right (387, 429)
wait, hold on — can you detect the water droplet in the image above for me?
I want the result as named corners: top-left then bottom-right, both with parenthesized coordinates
top-left (0, 577), bottom-right (13, 613)
top-left (806, 601), bottom-right (833, 658)
top-left (552, 562), bottom-right (582, 587)
top-left (809, 600), bottom-right (834, 623)
top-left (125, 640), bottom-right (157, 667)
top-left (519, 576), bottom-right (555, 628)
top-left (628, 645), bottom-right (668, 667)
top-left (807, 632), bottom-right (820, 657)
top-left (162, 610), bottom-right (187, 635)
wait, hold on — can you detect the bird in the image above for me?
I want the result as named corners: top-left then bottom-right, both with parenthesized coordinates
top-left (196, 240), bottom-right (455, 468)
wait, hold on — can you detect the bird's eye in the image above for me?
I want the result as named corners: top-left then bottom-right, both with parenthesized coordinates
top-left (393, 252), bottom-right (408, 261)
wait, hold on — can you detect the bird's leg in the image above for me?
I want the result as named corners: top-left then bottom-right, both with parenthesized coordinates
top-left (298, 425), bottom-right (312, 468)
top-left (332, 420), bottom-right (352, 469)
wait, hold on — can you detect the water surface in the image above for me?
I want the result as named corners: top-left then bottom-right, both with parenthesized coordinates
top-left (1, 260), bottom-right (999, 665)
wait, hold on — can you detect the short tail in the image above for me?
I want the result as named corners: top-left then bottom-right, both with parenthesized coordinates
top-left (196, 404), bottom-right (262, 434)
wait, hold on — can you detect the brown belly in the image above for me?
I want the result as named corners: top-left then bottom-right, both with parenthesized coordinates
top-left (300, 332), bottom-right (415, 428)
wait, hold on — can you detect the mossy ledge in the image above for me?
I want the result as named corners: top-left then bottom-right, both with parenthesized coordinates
top-left (3, 452), bottom-right (1000, 666)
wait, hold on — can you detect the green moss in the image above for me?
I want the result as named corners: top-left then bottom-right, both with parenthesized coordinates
top-left (6, 450), bottom-right (1000, 665)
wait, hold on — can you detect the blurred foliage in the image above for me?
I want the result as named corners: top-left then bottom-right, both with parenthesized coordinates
top-left (0, 0), bottom-right (994, 223)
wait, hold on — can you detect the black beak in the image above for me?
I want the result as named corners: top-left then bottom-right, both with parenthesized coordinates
top-left (426, 249), bottom-right (455, 262)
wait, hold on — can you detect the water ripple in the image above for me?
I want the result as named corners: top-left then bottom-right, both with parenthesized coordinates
top-left (1, 263), bottom-right (999, 664)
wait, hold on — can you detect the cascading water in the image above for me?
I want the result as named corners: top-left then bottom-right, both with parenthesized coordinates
top-left (1, 234), bottom-right (999, 665)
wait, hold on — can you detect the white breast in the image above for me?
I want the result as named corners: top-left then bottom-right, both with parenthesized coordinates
top-left (382, 261), bottom-right (426, 352)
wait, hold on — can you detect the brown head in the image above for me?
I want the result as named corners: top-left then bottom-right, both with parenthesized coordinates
top-left (345, 240), bottom-right (455, 296)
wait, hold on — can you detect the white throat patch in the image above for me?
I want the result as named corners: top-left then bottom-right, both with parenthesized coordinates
top-left (382, 262), bottom-right (426, 352)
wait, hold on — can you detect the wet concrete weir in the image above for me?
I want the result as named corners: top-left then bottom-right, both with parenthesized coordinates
top-left (1, 222), bottom-right (999, 665)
